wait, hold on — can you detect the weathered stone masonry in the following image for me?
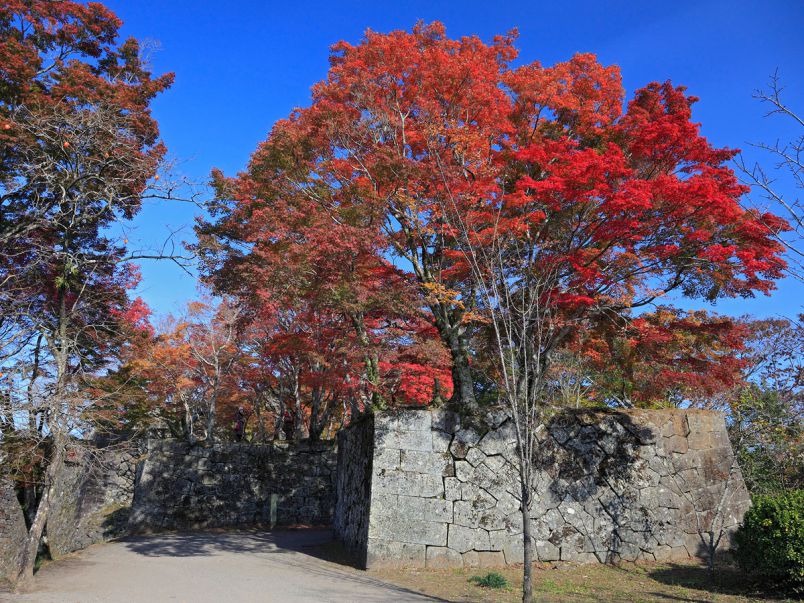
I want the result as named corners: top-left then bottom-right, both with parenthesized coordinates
top-left (334, 414), bottom-right (375, 567)
top-left (128, 440), bottom-right (337, 532)
top-left (48, 441), bottom-right (142, 558)
top-left (333, 408), bottom-right (751, 569)
top-left (1, 439), bottom-right (337, 582)
top-left (2, 408), bottom-right (750, 579)
top-left (0, 475), bottom-right (27, 583)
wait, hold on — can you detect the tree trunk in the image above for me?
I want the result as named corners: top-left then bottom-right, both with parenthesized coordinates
top-left (521, 482), bottom-right (534, 603)
top-left (253, 397), bottom-right (266, 443)
top-left (292, 371), bottom-right (307, 440)
top-left (430, 303), bottom-right (478, 416)
top-left (206, 397), bottom-right (216, 442)
top-left (447, 334), bottom-right (478, 416)
top-left (183, 398), bottom-right (196, 445)
top-left (273, 399), bottom-right (285, 441)
top-left (309, 420), bottom-right (323, 442)
top-left (206, 380), bottom-right (218, 443)
top-left (14, 443), bottom-right (64, 589)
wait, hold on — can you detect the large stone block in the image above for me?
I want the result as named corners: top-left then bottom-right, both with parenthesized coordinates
top-left (448, 524), bottom-right (490, 553)
top-left (425, 546), bottom-right (463, 568)
top-left (465, 446), bottom-right (487, 467)
top-left (391, 496), bottom-right (454, 523)
top-left (460, 482), bottom-right (497, 509)
top-left (400, 450), bottom-right (451, 476)
top-left (367, 539), bottom-right (426, 568)
top-left (432, 430), bottom-right (452, 453)
top-left (444, 477), bottom-right (461, 501)
top-left (477, 422), bottom-right (516, 456)
top-left (478, 551), bottom-right (506, 567)
top-left (372, 470), bottom-right (444, 498)
top-left (375, 429), bottom-right (433, 452)
top-left (454, 501), bottom-right (507, 531)
top-left (373, 448), bottom-right (401, 471)
top-left (489, 529), bottom-right (525, 564)
top-left (369, 515), bottom-right (448, 546)
top-left (462, 550), bottom-right (480, 567)
top-left (375, 411), bottom-right (432, 433)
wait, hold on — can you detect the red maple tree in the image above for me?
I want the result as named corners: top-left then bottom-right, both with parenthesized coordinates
top-left (198, 22), bottom-right (786, 419)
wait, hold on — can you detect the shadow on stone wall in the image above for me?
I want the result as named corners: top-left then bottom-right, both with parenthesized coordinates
top-left (47, 442), bottom-right (140, 558)
top-left (534, 410), bottom-right (657, 564)
top-left (128, 440), bottom-right (337, 533)
top-left (339, 407), bottom-right (752, 569)
top-left (532, 409), bottom-right (750, 564)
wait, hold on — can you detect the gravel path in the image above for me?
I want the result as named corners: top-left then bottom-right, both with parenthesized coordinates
top-left (3, 529), bottom-right (440, 603)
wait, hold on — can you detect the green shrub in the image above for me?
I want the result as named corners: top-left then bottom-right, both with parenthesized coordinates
top-left (733, 490), bottom-right (804, 595)
top-left (469, 571), bottom-right (509, 589)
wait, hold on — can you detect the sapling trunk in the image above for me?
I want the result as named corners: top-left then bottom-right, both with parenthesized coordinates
top-left (521, 483), bottom-right (534, 603)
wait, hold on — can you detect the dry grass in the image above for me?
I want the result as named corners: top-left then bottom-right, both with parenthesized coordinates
top-left (368, 560), bottom-right (793, 603)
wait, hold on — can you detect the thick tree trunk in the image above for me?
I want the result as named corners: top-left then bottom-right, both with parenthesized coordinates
top-left (521, 482), bottom-right (534, 603)
top-left (14, 443), bottom-right (64, 589)
top-left (17, 295), bottom-right (70, 587)
top-left (205, 377), bottom-right (219, 443)
top-left (429, 302), bottom-right (478, 416)
top-left (292, 373), bottom-right (307, 440)
top-left (350, 313), bottom-right (384, 410)
top-left (273, 399), bottom-right (285, 441)
top-left (446, 334), bottom-right (478, 416)
top-left (308, 420), bottom-right (323, 442)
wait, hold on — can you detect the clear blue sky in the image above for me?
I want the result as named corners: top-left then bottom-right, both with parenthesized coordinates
top-left (105, 0), bottom-right (804, 319)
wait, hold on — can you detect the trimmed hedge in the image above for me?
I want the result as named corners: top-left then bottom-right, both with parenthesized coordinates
top-left (733, 490), bottom-right (804, 595)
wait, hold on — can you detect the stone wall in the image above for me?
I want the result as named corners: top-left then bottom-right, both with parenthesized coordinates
top-left (2, 439), bottom-right (337, 576)
top-left (334, 408), bottom-right (752, 569)
top-left (47, 442), bottom-right (141, 558)
top-left (0, 475), bottom-right (27, 583)
top-left (128, 440), bottom-right (337, 532)
top-left (333, 414), bottom-right (374, 565)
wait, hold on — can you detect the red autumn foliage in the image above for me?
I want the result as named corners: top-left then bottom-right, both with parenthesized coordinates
top-left (197, 22), bottom-right (787, 418)
top-left (569, 308), bottom-right (750, 407)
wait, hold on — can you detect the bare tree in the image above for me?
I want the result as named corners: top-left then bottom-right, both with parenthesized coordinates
top-left (548, 350), bottom-right (595, 409)
top-left (186, 301), bottom-right (243, 443)
top-left (0, 103), bottom-right (175, 587)
top-left (440, 197), bottom-right (567, 603)
top-left (736, 72), bottom-right (804, 281)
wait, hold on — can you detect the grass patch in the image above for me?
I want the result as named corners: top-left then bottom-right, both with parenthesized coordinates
top-left (535, 577), bottom-right (590, 596)
top-left (371, 558), bottom-right (791, 602)
top-left (469, 571), bottom-right (509, 589)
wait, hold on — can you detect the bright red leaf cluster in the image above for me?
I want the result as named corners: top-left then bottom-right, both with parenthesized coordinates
top-left (197, 22), bottom-right (787, 419)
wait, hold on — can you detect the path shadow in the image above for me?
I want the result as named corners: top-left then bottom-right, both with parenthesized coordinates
top-left (121, 527), bottom-right (336, 559)
top-left (119, 528), bottom-right (450, 602)
top-left (647, 562), bottom-right (775, 601)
